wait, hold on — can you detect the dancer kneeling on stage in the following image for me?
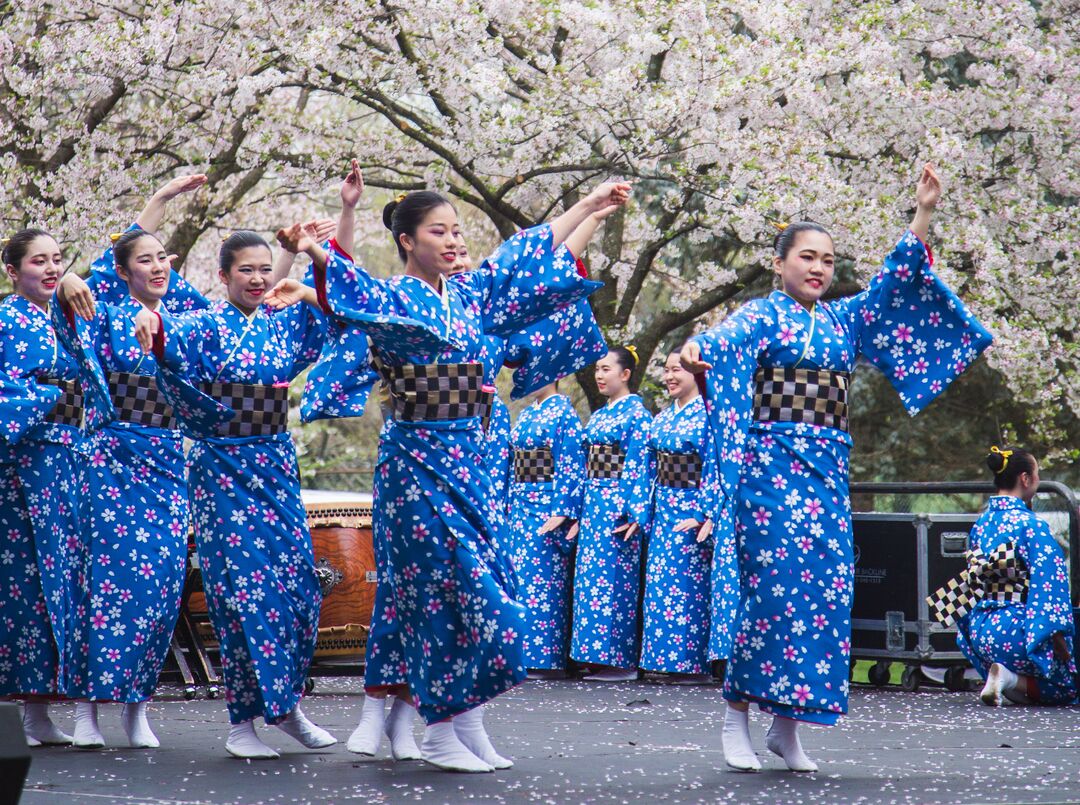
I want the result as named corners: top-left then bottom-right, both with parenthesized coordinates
top-left (933, 447), bottom-right (1077, 706)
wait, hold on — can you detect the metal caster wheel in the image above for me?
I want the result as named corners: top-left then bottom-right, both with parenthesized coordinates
top-left (304, 677), bottom-right (315, 695)
top-left (944, 665), bottom-right (968, 692)
top-left (900, 665), bottom-right (921, 692)
top-left (206, 685), bottom-right (220, 699)
top-left (867, 661), bottom-right (891, 687)
top-left (183, 686), bottom-right (197, 701)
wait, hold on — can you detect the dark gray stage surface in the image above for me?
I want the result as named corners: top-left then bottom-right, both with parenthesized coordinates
top-left (20, 679), bottom-right (1080, 804)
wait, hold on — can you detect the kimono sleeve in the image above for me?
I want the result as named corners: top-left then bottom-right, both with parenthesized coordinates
top-left (622, 404), bottom-right (654, 530)
top-left (308, 241), bottom-right (392, 318)
top-left (49, 300), bottom-right (115, 432)
top-left (1022, 519), bottom-right (1075, 679)
top-left (300, 318), bottom-right (378, 423)
top-left (831, 230), bottom-right (993, 415)
top-left (0, 313), bottom-right (61, 446)
top-left (550, 398), bottom-right (586, 520)
top-left (455, 224), bottom-right (603, 338)
top-left (269, 266), bottom-right (325, 379)
top-left (693, 301), bottom-right (769, 525)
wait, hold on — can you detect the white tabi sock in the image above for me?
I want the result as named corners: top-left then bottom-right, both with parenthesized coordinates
top-left (73, 702), bottom-right (105, 749)
top-left (226, 720), bottom-right (279, 759)
top-left (453, 705), bottom-right (513, 769)
top-left (420, 720), bottom-right (494, 773)
top-left (347, 695), bottom-right (386, 755)
top-left (721, 705), bottom-right (760, 772)
top-left (275, 704), bottom-right (337, 749)
top-left (120, 701), bottom-right (160, 748)
top-left (22, 702), bottom-right (72, 746)
top-left (981, 663), bottom-right (1030, 706)
top-left (385, 697), bottom-right (422, 761)
top-left (765, 716), bottom-right (818, 773)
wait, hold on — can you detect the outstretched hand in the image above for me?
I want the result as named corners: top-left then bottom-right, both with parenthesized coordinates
top-left (341, 159), bottom-right (365, 209)
top-left (680, 341), bottom-right (711, 374)
top-left (58, 273), bottom-right (96, 321)
top-left (155, 174), bottom-right (208, 202)
top-left (583, 181), bottom-right (632, 215)
top-left (276, 223), bottom-right (315, 255)
top-left (916, 163), bottom-right (941, 209)
top-left (264, 278), bottom-right (311, 310)
top-left (134, 308), bottom-right (161, 354)
top-left (613, 521), bottom-right (640, 541)
top-left (674, 518), bottom-right (714, 543)
top-left (302, 218), bottom-right (336, 244)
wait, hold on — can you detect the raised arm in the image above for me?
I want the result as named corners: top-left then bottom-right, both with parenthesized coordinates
top-left (562, 203), bottom-right (619, 259)
top-left (335, 159), bottom-right (364, 257)
top-left (134, 174), bottom-right (208, 232)
top-left (548, 182), bottom-right (631, 247)
top-left (909, 163), bottom-right (940, 244)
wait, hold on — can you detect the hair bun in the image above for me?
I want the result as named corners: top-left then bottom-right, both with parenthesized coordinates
top-left (986, 445), bottom-right (1012, 475)
top-left (382, 201), bottom-right (398, 232)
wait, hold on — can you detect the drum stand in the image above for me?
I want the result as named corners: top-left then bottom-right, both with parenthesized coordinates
top-left (168, 552), bottom-right (222, 700)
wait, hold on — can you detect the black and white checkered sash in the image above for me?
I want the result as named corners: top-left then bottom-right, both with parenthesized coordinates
top-left (375, 359), bottom-right (488, 423)
top-left (926, 543), bottom-right (1028, 628)
top-left (656, 450), bottom-right (703, 489)
top-left (753, 366), bottom-right (850, 432)
top-left (108, 372), bottom-right (176, 430)
top-left (478, 387), bottom-right (495, 433)
top-left (587, 443), bottom-right (625, 480)
top-left (40, 377), bottom-right (83, 427)
top-left (197, 381), bottom-right (290, 438)
top-left (514, 447), bottom-right (555, 483)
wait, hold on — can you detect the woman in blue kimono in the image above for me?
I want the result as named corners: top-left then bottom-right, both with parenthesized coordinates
top-left (639, 350), bottom-right (713, 681)
top-left (51, 175), bottom-right (210, 749)
top-left (956, 447), bottom-right (1076, 706)
top-left (680, 164), bottom-right (992, 772)
top-left (571, 347), bottom-right (653, 682)
top-left (268, 171), bottom-right (624, 772)
top-left (0, 229), bottom-right (84, 746)
top-left (507, 382), bottom-right (586, 676)
top-left (133, 230), bottom-right (335, 760)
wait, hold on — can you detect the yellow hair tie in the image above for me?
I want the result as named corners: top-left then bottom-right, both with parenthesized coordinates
top-left (395, 192), bottom-right (408, 203)
top-left (0, 237), bottom-right (10, 247)
top-left (220, 232), bottom-right (231, 243)
top-left (990, 446), bottom-right (1013, 474)
top-left (625, 344), bottom-right (639, 366)
top-left (769, 220), bottom-right (789, 232)
top-left (109, 232), bottom-right (123, 244)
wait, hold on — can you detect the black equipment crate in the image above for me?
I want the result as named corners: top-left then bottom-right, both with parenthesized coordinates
top-left (849, 481), bottom-right (1079, 691)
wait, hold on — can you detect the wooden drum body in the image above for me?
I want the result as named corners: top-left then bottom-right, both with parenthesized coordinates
top-left (307, 503), bottom-right (377, 660)
top-left (185, 497), bottom-right (377, 662)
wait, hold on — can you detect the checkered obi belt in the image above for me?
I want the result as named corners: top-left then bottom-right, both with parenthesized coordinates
top-left (587, 443), bottom-right (625, 480)
top-left (197, 381), bottom-right (289, 438)
top-left (108, 372), bottom-right (176, 430)
top-left (656, 450), bottom-right (703, 489)
top-left (40, 377), bottom-right (83, 427)
top-left (926, 543), bottom-right (1028, 628)
top-left (377, 361), bottom-right (491, 425)
top-left (753, 366), bottom-right (850, 432)
top-left (514, 447), bottom-right (555, 483)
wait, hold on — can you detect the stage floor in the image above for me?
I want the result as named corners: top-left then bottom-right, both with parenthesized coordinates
top-left (20, 678), bottom-right (1080, 804)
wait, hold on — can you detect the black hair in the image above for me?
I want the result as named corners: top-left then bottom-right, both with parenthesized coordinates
top-left (113, 229), bottom-right (164, 274)
top-left (2, 228), bottom-right (53, 268)
top-left (611, 345), bottom-right (639, 375)
top-left (985, 446), bottom-right (1037, 490)
top-left (219, 230), bottom-right (271, 273)
top-left (773, 221), bottom-right (832, 260)
top-left (382, 191), bottom-right (455, 263)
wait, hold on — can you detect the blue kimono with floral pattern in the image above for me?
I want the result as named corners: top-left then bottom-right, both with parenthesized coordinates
top-left (957, 496), bottom-right (1076, 704)
top-left (0, 294), bottom-right (84, 697)
top-left (53, 252), bottom-right (208, 702)
top-left (693, 231), bottom-right (992, 724)
top-left (571, 394), bottom-right (653, 669)
top-left (150, 300), bottom-right (324, 725)
top-left (639, 396), bottom-right (717, 674)
top-left (508, 394), bottom-right (585, 670)
top-left (304, 224), bottom-right (601, 723)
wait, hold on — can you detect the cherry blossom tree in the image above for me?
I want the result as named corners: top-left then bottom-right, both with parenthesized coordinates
top-left (1, 0), bottom-right (1077, 451)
